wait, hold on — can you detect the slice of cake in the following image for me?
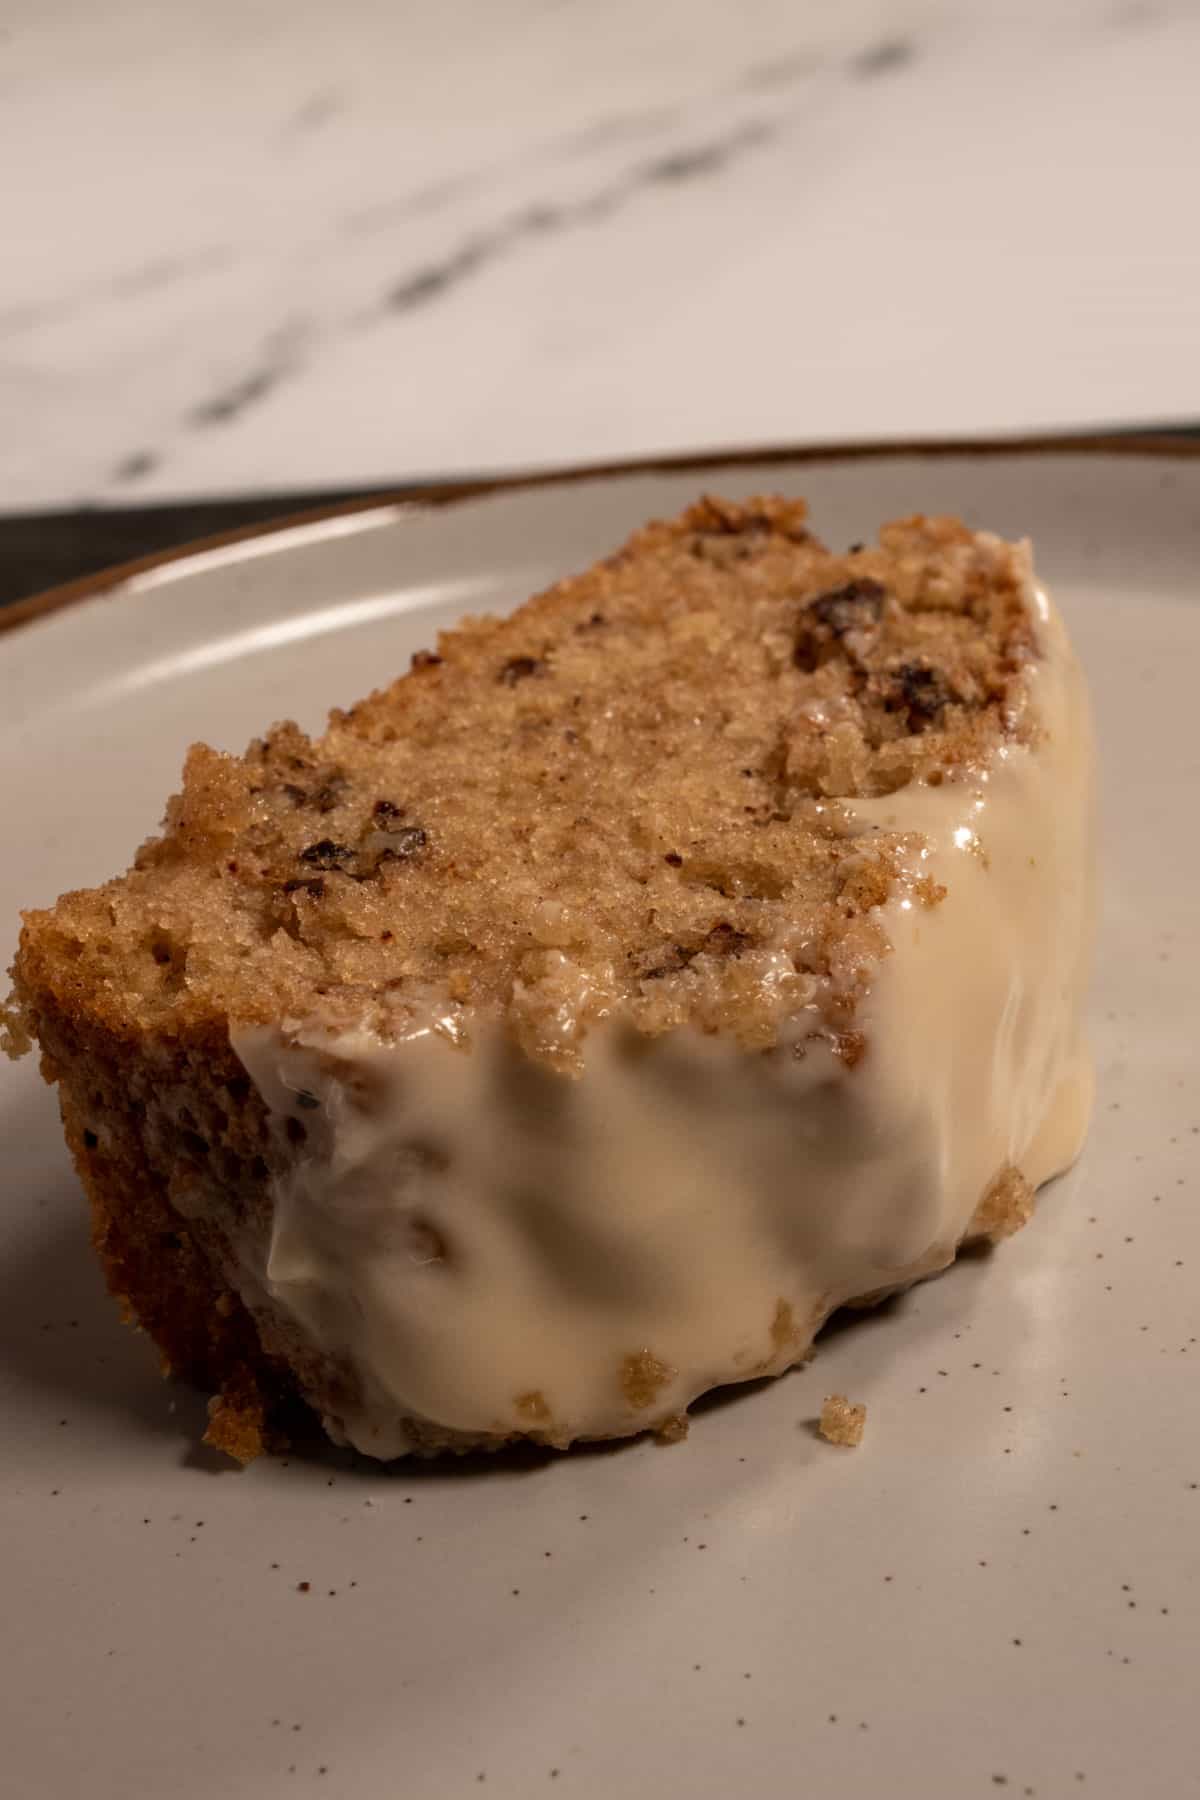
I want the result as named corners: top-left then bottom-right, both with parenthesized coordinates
top-left (4, 496), bottom-right (1095, 1461)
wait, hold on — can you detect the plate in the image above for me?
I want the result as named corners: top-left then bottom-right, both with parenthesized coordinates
top-left (3, 445), bottom-right (1198, 1800)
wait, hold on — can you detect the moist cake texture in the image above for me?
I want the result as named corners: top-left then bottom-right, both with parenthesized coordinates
top-left (4, 495), bottom-right (1095, 1460)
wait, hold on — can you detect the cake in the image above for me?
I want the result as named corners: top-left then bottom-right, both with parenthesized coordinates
top-left (3, 495), bottom-right (1095, 1461)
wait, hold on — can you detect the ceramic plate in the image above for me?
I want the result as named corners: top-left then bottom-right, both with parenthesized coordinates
top-left (3, 447), bottom-right (1198, 1800)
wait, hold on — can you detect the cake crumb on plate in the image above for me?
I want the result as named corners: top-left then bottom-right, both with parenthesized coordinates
top-left (820, 1394), bottom-right (867, 1447)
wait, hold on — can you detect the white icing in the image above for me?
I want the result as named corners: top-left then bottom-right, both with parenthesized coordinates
top-left (232, 561), bottom-right (1094, 1458)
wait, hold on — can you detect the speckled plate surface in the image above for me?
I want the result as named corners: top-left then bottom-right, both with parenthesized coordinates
top-left (3, 446), bottom-right (1198, 1800)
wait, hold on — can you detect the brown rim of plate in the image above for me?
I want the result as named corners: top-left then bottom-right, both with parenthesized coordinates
top-left (3, 429), bottom-right (1198, 640)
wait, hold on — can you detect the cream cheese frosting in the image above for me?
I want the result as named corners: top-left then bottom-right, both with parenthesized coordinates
top-left (232, 562), bottom-right (1094, 1458)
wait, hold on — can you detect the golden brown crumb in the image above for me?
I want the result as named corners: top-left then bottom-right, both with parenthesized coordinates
top-left (621, 1350), bottom-right (675, 1410)
top-left (656, 1413), bottom-right (690, 1444)
top-left (203, 1392), bottom-right (266, 1465)
top-left (819, 1393), bottom-right (867, 1447)
top-left (514, 1390), bottom-right (551, 1422)
top-left (969, 1166), bottom-right (1035, 1243)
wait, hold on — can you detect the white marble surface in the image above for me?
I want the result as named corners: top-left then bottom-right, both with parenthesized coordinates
top-left (3, 0), bottom-right (1199, 510)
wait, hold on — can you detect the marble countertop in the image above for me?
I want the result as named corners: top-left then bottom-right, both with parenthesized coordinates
top-left (4, 0), bottom-right (1199, 512)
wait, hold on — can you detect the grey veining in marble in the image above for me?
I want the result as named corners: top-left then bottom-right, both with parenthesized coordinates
top-left (2, 0), bottom-right (1198, 508)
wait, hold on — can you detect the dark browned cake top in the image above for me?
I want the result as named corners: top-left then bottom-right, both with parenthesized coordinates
top-left (9, 496), bottom-right (1036, 1067)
